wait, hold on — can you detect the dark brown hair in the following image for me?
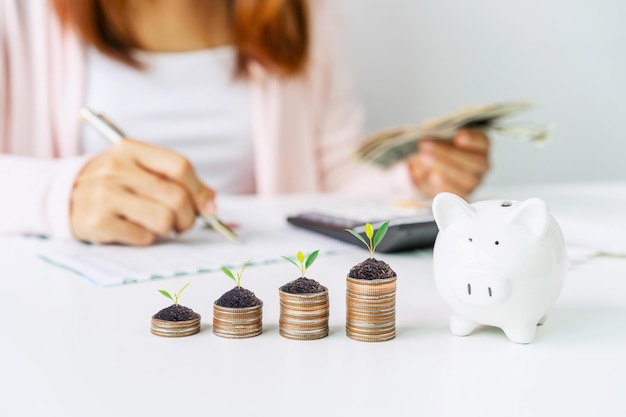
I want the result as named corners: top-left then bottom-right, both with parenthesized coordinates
top-left (52, 0), bottom-right (309, 76)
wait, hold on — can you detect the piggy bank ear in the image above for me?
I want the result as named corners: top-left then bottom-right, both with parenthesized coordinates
top-left (432, 192), bottom-right (476, 231)
top-left (506, 198), bottom-right (550, 237)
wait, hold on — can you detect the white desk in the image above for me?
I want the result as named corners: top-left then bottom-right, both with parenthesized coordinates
top-left (1, 182), bottom-right (625, 417)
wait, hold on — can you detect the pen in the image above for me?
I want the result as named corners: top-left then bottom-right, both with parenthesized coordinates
top-left (79, 107), bottom-right (239, 242)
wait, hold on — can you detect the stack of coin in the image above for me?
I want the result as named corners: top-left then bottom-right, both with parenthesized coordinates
top-left (279, 289), bottom-right (329, 340)
top-left (346, 276), bottom-right (397, 342)
top-left (213, 303), bottom-right (263, 339)
top-left (151, 314), bottom-right (201, 338)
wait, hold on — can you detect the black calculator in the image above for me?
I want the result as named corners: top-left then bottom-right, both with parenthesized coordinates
top-left (286, 201), bottom-right (439, 253)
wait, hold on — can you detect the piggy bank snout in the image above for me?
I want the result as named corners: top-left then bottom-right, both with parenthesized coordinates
top-left (453, 269), bottom-right (511, 305)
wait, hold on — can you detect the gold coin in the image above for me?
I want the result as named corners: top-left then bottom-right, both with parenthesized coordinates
top-left (279, 309), bottom-right (328, 318)
top-left (280, 328), bottom-right (329, 341)
top-left (279, 291), bottom-right (328, 301)
top-left (212, 303), bottom-right (263, 339)
top-left (151, 314), bottom-right (201, 338)
top-left (278, 289), bottom-right (329, 341)
top-left (346, 329), bottom-right (396, 342)
top-left (345, 275), bottom-right (396, 343)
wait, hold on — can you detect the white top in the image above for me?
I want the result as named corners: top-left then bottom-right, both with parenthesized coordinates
top-left (81, 46), bottom-right (255, 194)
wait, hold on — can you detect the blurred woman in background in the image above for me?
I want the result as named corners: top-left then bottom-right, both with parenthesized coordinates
top-left (0, 0), bottom-right (489, 245)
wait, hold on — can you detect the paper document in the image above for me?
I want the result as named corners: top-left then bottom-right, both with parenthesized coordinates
top-left (38, 198), bottom-right (357, 287)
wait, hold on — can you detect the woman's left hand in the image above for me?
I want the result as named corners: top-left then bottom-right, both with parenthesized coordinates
top-left (407, 129), bottom-right (491, 199)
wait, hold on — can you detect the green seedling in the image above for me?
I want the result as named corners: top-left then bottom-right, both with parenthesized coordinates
top-left (281, 250), bottom-right (320, 278)
top-left (221, 259), bottom-right (252, 288)
top-left (346, 221), bottom-right (390, 259)
top-left (158, 282), bottom-right (190, 306)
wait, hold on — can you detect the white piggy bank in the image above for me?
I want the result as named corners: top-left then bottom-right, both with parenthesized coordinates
top-left (432, 192), bottom-right (567, 344)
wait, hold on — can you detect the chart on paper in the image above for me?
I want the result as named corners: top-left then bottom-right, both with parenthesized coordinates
top-left (37, 198), bottom-right (358, 287)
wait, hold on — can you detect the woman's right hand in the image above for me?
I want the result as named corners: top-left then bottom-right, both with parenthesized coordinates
top-left (407, 129), bottom-right (491, 199)
top-left (70, 138), bottom-right (216, 245)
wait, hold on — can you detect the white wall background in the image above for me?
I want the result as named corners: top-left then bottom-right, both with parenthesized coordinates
top-left (341, 0), bottom-right (626, 186)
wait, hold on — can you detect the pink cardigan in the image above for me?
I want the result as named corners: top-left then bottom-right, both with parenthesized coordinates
top-left (0, 0), bottom-right (412, 239)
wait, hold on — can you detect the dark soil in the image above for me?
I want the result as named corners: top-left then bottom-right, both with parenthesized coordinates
top-left (280, 277), bottom-right (327, 294)
top-left (215, 287), bottom-right (262, 308)
top-left (153, 304), bottom-right (199, 322)
top-left (348, 258), bottom-right (396, 280)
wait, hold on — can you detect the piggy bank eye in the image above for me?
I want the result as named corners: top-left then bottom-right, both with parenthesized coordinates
top-left (495, 241), bottom-right (500, 245)
top-left (468, 238), bottom-right (473, 242)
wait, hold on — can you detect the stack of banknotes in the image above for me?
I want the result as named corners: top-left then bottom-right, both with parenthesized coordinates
top-left (355, 101), bottom-right (550, 169)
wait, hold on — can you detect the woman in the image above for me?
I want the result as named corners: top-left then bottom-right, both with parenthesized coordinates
top-left (0, 0), bottom-right (489, 245)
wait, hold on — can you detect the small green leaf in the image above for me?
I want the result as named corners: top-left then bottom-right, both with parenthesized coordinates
top-left (240, 258), bottom-right (252, 276)
top-left (297, 251), bottom-right (305, 264)
top-left (158, 290), bottom-right (174, 302)
top-left (221, 267), bottom-right (236, 282)
top-left (346, 229), bottom-right (369, 249)
top-left (305, 250), bottom-right (320, 269)
top-left (281, 256), bottom-right (300, 269)
top-left (365, 223), bottom-right (374, 240)
top-left (178, 282), bottom-right (191, 297)
top-left (372, 221), bottom-right (390, 249)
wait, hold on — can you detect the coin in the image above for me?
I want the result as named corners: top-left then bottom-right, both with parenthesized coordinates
top-left (213, 303), bottom-right (263, 339)
top-left (280, 328), bottom-right (329, 341)
top-left (151, 314), bottom-right (201, 338)
top-left (346, 276), bottom-right (397, 342)
top-left (279, 289), bottom-right (329, 341)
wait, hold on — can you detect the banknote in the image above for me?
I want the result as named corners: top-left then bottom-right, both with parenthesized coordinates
top-left (355, 101), bottom-right (550, 169)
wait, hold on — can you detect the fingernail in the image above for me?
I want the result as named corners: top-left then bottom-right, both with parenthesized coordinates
top-left (457, 131), bottom-right (471, 144)
top-left (420, 141), bottom-right (434, 151)
top-left (203, 199), bottom-right (217, 215)
top-left (421, 153), bottom-right (434, 168)
top-left (431, 172), bottom-right (444, 186)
